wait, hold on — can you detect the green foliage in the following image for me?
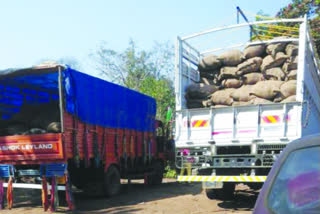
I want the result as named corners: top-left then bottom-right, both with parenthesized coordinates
top-left (251, 1), bottom-right (320, 57)
top-left (251, 10), bottom-right (300, 41)
top-left (92, 40), bottom-right (175, 122)
top-left (139, 76), bottom-right (175, 121)
top-left (163, 161), bottom-right (177, 178)
top-left (277, 0), bottom-right (320, 56)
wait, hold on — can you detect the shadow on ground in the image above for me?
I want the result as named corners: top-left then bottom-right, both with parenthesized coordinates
top-left (217, 188), bottom-right (259, 212)
top-left (74, 180), bottom-right (201, 213)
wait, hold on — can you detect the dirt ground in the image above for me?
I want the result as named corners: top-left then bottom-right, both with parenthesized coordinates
top-left (1, 179), bottom-right (258, 214)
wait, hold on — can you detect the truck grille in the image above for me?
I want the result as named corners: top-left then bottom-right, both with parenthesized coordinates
top-left (262, 155), bottom-right (275, 166)
top-left (216, 146), bottom-right (251, 155)
top-left (175, 147), bottom-right (210, 169)
top-left (257, 144), bottom-right (286, 154)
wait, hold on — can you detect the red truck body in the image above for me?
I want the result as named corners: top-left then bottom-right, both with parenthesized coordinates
top-left (0, 64), bottom-right (169, 196)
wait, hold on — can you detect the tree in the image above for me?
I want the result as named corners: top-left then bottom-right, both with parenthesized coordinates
top-left (276, 0), bottom-right (320, 56)
top-left (139, 76), bottom-right (175, 121)
top-left (92, 40), bottom-right (175, 121)
top-left (93, 40), bottom-right (174, 89)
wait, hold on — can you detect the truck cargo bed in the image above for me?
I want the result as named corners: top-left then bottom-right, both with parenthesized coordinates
top-left (175, 17), bottom-right (320, 179)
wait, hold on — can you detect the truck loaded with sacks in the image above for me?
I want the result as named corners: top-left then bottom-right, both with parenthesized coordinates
top-left (175, 17), bottom-right (320, 199)
top-left (0, 64), bottom-right (169, 211)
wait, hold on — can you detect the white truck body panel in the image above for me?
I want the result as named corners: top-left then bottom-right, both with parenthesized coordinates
top-left (175, 102), bottom-right (303, 148)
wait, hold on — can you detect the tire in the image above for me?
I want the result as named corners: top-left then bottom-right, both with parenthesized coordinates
top-left (248, 183), bottom-right (263, 190)
top-left (104, 165), bottom-right (121, 197)
top-left (147, 161), bottom-right (164, 185)
top-left (205, 183), bottom-right (235, 200)
top-left (205, 189), bottom-right (217, 200)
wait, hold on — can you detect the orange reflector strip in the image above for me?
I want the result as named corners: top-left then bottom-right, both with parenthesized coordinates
top-left (262, 115), bottom-right (281, 123)
top-left (192, 120), bottom-right (209, 127)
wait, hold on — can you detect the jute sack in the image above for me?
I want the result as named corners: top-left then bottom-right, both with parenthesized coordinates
top-left (281, 95), bottom-right (296, 103)
top-left (186, 98), bottom-right (208, 109)
top-left (250, 80), bottom-right (284, 100)
top-left (203, 99), bottom-right (214, 107)
top-left (285, 44), bottom-right (298, 56)
top-left (198, 55), bottom-right (222, 72)
top-left (250, 96), bottom-right (274, 105)
top-left (260, 52), bottom-right (289, 72)
top-left (243, 44), bottom-right (266, 59)
top-left (211, 88), bottom-right (235, 106)
top-left (218, 66), bottom-right (238, 80)
top-left (263, 67), bottom-right (286, 80)
top-left (47, 122), bottom-right (61, 133)
top-left (6, 124), bottom-right (28, 135)
top-left (185, 83), bottom-right (220, 99)
top-left (282, 62), bottom-right (297, 73)
top-left (266, 41), bottom-right (287, 57)
top-left (236, 57), bottom-right (262, 75)
top-left (282, 55), bottom-right (298, 73)
top-left (221, 78), bottom-right (242, 88)
top-left (200, 71), bottom-right (219, 79)
top-left (273, 94), bottom-right (284, 103)
top-left (230, 85), bottom-right (253, 102)
top-left (279, 80), bottom-right (296, 98)
top-left (286, 69), bottom-right (297, 80)
top-left (200, 77), bottom-right (216, 86)
top-left (242, 72), bottom-right (264, 85)
top-left (217, 50), bottom-right (244, 66)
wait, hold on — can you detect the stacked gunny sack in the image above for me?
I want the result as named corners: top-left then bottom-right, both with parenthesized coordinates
top-left (185, 40), bottom-right (298, 108)
top-left (0, 101), bottom-right (61, 136)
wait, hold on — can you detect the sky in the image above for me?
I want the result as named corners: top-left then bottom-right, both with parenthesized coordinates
top-left (0, 0), bottom-right (292, 74)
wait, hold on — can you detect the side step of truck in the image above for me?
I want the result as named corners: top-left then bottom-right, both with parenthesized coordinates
top-left (177, 175), bottom-right (267, 182)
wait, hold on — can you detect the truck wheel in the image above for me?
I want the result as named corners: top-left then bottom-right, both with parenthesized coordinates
top-left (205, 183), bottom-right (235, 200)
top-left (248, 183), bottom-right (263, 190)
top-left (205, 189), bottom-right (217, 200)
top-left (152, 161), bottom-right (164, 185)
top-left (147, 161), bottom-right (164, 185)
top-left (104, 165), bottom-right (121, 197)
top-left (219, 183), bottom-right (235, 200)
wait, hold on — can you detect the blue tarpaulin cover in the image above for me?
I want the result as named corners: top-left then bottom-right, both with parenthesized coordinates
top-left (0, 65), bottom-right (156, 132)
top-left (63, 68), bottom-right (156, 132)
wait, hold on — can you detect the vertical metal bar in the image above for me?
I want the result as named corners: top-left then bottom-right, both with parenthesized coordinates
top-left (257, 105), bottom-right (261, 138)
top-left (175, 38), bottom-right (182, 144)
top-left (187, 45), bottom-right (191, 84)
top-left (283, 103), bottom-right (288, 138)
top-left (187, 110), bottom-right (191, 140)
top-left (296, 15), bottom-right (307, 102)
top-left (232, 107), bottom-right (236, 139)
top-left (299, 102), bottom-right (304, 138)
top-left (175, 37), bottom-right (183, 111)
top-left (210, 108), bottom-right (213, 140)
top-left (58, 66), bottom-right (64, 133)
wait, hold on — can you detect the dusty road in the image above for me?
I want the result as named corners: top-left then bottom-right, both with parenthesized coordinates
top-left (2, 179), bottom-right (258, 214)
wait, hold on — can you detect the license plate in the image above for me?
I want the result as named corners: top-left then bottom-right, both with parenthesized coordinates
top-left (202, 181), bottom-right (223, 189)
